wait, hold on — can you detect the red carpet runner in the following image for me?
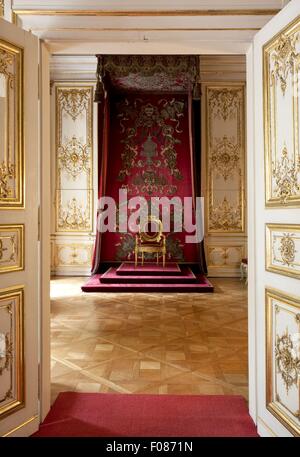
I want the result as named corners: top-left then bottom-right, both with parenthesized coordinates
top-left (82, 263), bottom-right (214, 293)
top-left (34, 393), bottom-right (258, 437)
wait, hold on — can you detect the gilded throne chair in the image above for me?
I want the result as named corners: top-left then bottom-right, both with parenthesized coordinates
top-left (135, 216), bottom-right (166, 267)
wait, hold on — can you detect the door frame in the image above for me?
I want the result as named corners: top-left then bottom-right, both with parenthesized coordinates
top-left (40, 10), bottom-right (300, 433)
top-left (39, 42), bottom-right (51, 422)
top-left (39, 46), bottom-right (258, 427)
top-left (246, 0), bottom-right (300, 437)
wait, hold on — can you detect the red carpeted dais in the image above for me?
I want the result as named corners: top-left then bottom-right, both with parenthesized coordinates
top-left (82, 263), bottom-right (214, 292)
top-left (33, 392), bottom-right (258, 437)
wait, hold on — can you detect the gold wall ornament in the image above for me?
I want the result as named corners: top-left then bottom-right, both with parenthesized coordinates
top-left (0, 286), bottom-right (24, 418)
top-left (0, 40), bottom-right (24, 209)
top-left (206, 84), bottom-right (245, 238)
top-left (209, 197), bottom-right (242, 232)
top-left (0, 50), bottom-right (14, 88)
top-left (279, 235), bottom-right (296, 266)
top-left (275, 330), bottom-right (300, 394)
top-left (0, 332), bottom-right (13, 377)
top-left (58, 135), bottom-right (91, 180)
top-left (264, 17), bottom-right (300, 207)
top-left (272, 146), bottom-right (300, 203)
top-left (0, 240), bottom-right (7, 259)
top-left (207, 245), bottom-right (243, 268)
top-left (266, 288), bottom-right (300, 436)
top-left (0, 162), bottom-right (15, 199)
top-left (208, 88), bottom-right (241, 121)
top-left (210, 135), bottom-right (240, 181)
top-left (272, 33), bottom-right (299, 96)
top-left (58, 197), bottom-right (90, 231)
top-left (0, 224), bottom-right (24, 274)
top-left (58, 87), bottom-right (91, 121)
top-left (266, 224), bottom-right (300, 279)
top-left (55, 84), bottom-right (93, 236)
top-left (53, 243), bottom-right (93, 267)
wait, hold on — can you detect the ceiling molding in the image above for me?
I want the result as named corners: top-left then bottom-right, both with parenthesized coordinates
top-left (13, 8), bottom-right (281, 17)
top-left (29, 27), bottom-right (261, 32)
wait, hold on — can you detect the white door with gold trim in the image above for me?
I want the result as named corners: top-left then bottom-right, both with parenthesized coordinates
top-left (248, 0), bottom-right (300, 437)
top-left (0, 18), bottom-right (39, 436)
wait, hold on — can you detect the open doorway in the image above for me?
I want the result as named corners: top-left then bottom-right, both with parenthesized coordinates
top-left (49, 54), bottom-right (248, 405)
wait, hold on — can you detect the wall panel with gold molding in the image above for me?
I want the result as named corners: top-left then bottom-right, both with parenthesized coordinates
top-left (201, 59), bottom-right (247, 276)
top-left (51, 82), bottom-right (97, 275)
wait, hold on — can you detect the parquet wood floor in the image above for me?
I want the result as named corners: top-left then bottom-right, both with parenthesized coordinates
top-left (51, 277), bottom-right (248, 404)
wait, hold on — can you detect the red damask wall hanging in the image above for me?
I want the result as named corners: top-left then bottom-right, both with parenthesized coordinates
top-left (100, 92), bottom-right (199, 263)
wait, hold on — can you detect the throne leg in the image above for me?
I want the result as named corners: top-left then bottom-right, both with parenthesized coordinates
top-left (135, 249), bottom-right (137, 267)
top-left (157, 253), bottom-right (159, 264)
top-left (142, 252), bottom-right (144, 266)
top-left (163, 254), bottom-right (165, 268)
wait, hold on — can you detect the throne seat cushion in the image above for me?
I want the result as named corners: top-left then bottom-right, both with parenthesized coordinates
top-left (139, 240), bottom-right (164, 247)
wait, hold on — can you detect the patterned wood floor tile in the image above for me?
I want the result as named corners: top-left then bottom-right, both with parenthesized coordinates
top-left (50, 277), bottom-right (248, 404)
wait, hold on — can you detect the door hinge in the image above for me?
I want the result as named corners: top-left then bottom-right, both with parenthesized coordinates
top-left (38, 206), bottom-right (41, 241)
top-left (38, 362), bottom-right (42, 400)
top-left (38, 63), bottom-right (40, 100)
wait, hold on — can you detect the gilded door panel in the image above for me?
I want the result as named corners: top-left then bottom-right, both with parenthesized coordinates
top-left (264, 17), bottom-right (300, 207)
top-left (266, 224), bottom-right (300, 279)
top-left (0, 224), bottom-right (24, 274)
top-left (0, 17), bottom-right (39, 436)
top-left (0, 286), bottom-right (24, 418)
top-left (0, 39), bottom-right (23, 208)
top-left (266, 288), bottom-right (300, 436)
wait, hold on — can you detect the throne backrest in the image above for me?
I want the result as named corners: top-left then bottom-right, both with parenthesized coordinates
top-left (139, 216), bottom-right (163, 244)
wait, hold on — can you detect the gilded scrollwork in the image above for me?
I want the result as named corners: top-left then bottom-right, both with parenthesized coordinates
top-left (0, 225), bottom-right (23, 274)
top-left (58, 135), bottom-right (91, 180)
top-left (0, 333), bottom-right (12, 377)
top-left (272, 146), bottom-right (300, 203)
top-left (272, 33), bottom-right (299, 96)
top-left (58, 197), bottom-right (90, 231)
top-left (210, 136), bottom-right (240, 181)
top-left (0, 300), bottom-right (14, 407)
top-left (0, 239), bottom-right (7, 260)
top-left (266, 287), bottom-right (300, 435)
top-left (0, 48), bottom-right (14, 88)
top-left (275, 329), bottom-right (300, 394)
top-left (55, 85), bottom-right (93, 236)
top-left (209, 197), bottom-right (242, 232)
top-left (267, 224), bottom-right (300, 280)
top-left (265, 20), bottom-right (300, 207)
top-left (0, 161), bottom-right (15, 199)
top-left (279, 234), bottom-right (296, 266)
top-left (58, 88), bottom-right (91, 121)
top-left (54, 243), bottom-right (93, 267)
top-left (206, 84), bottom-right (245, 238)
top-left (0, 40), bottom-right (23, 208)
top-left (208, 88), bottom-right (241, 121)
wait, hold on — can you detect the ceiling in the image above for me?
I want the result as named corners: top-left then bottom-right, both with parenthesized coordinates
top-left (6, 0), bottom-right (287, 54)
